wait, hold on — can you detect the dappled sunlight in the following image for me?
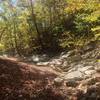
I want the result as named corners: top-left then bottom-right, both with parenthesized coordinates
top-left (0, 0), bottom-right (100, 100)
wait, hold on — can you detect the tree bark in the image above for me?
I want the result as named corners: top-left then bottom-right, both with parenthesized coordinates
top-left (29, 0), bottom-right (44, 50)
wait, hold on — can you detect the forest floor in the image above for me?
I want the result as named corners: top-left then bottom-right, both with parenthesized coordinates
top-left (0, 57), bottom-right (62, 100)
top-left (0, 41), bottom-right (100, 100)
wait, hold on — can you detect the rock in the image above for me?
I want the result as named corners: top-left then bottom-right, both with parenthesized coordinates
top-left (78, 66), bottom-right (94, 72)
top-left (37, 62), bottom-right (49, 66)
top-left (32, 54), bottom-right (50, 63)
top-left (3, 54), bottom-right (8, 58)
top-left (50, 59), bottom-right (62, 66)
top-left (61, 54), bottom-right (69, 59)
top-left (83, 44), bottom-right (94, 52)
top-left (95, 82), bottom-right (100, 87)
top-left (68, 55), bottom-right (82, 62)
top-left (60, 51), bottom-right (75, 59)
top-left (63, 71), bottom-right (83, 81)
top-left (76, 64), bottom-right (84, 68)
top-left (84, 85), bottom-right (100, 100)
top-left (81, 78), bottom-right (98, 86)
top-left (65, 80), bottom-right (79, 87)
top-left (62, 61), bottom-right (68, 67)
top-left (85, 70), bottom-right (96, 75)
top-left (95, 67), bottom-right (100, 73)
top-left (50, 64), bottom-right (55, 67)
top-left (41, 54), bottom-right (50, 61)
top-left (32, 55), bottom-right (40, 62)
top-left (54, 78), bottom-right (64, 86)
top-left (93, 75), bottom-right (100, 82)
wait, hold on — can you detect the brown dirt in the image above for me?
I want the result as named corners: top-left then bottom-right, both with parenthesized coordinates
top-left (0, 57), bottom-right (64, 100)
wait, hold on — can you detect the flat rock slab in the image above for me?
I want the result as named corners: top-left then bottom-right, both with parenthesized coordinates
top-left (78, 66), bottom-right (94, 72)
top-left (63, 71), bottom-right (83, 80)
top-left (85, 70), bottom-right (96, 75)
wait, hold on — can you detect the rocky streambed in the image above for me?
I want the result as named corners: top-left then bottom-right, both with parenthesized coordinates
top-left (30, 42), bottom-right (100, 100)
top-left (31, 42), bottom-right (100, 82)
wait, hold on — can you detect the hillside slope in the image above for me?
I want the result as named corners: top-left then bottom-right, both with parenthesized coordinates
top-left (0, 58), bottom-right (62, 100)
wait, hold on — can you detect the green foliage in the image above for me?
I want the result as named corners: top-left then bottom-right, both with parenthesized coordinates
top-left (0, 43), bottom-right (4, 50)
top-left (60, 0), bottom-right (100, 48)
top-left (0, 0), bottom-right (99, 55)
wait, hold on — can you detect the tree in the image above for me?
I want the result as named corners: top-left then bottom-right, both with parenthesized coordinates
top-left (0, 0), bottom-right (99, 55)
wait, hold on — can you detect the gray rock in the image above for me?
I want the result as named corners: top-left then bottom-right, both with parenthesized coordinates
top-left (77, 64), bottom-right (84, 68)
top-left (32, 55), bottom-right (40, 62)
top-left (32, 54), bottom-right (50, 63)
top-left (3, 54), bottom-right (8, 58)
top-left (95, 68), bottom-right (100, 72)
top-left (62, 61), bottom-right (68, 67)
top-left (65, 80), bottom-right (79, 87)
top-left (54, 78), bottom-right (64, 86)
top-left (85, 70), bottom-right (96, 75)
top-left (63, 71), bottom-right (83, 81)
top-left (68, 67), bottom-right (77, 73)
top-left (37, 62), bottom-right (49, 66)
top-left (41, 54), bottom-right (50, 61)
top-left (50, 59), bottom-right (62, 66)
top-left (60, 51), bottom-right (75, 59)
top-left (78, 66), bottom-right (94, 72)
top-left (95, 82), bottom-right (100, 87)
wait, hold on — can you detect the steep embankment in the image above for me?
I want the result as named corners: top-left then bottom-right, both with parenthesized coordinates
top-left (0, 57), bottom-right (63, 100)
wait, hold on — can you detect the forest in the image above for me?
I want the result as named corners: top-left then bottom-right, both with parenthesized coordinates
top-left (0, 0), bottom-right (99, 55)
top-left (0, 0), bottom-right (100, 100)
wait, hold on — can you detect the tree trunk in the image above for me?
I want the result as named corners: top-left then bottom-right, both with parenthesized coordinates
top-left (29, 0), bottom-right (44, 50)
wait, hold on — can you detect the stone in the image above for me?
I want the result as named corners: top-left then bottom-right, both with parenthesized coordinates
top-left (37, 62), bottom-right (49, 66)
top-left (69, 55), bottom-right (82, 62)
top-left (82, 78), bottom-right (98, 86)
top-left (32, 54), bottom-right (50, 63)
top-left (32, 55), bottom-right (39, 62)
top-left (78, 66), bottom-right (94, 72)
top-left (77, 64), bottom-right (83, 68)
top-left (85, 70), bottom-right (96, 75)
top-left (54, 78), bottom-right (64, 86)
top-left (62, 61), bottom-right (68, 67)
top-left (68, 67), bottom-right (77, 73)
top-left (51, 59), bottom-right (62, 65)
top-left (3, 54), bottom-right (8, 58)
top-left (65, 80), bottom-right (79, 87)
top-left (93, 75), bottom-right (100, 82)
top-left (61, 51), bottom-right (75, 59)
top-left (85, 85), bottom-right (100, 100)
top-left (40, 54), bottom-right (50, 61)
top-left (63, 71), bottom-right (83, 81)
top-left (61, 54), bottom-right (70, 59)
top-left (95, 82), bottom-right (100, 86)
top-left (95, 68), bottom-right (100, 72)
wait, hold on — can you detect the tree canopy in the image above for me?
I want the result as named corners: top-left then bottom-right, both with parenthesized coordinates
top-left (0, 0), bottom-right (100, 56)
